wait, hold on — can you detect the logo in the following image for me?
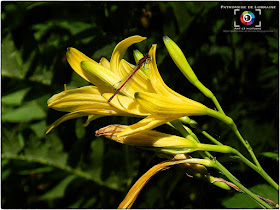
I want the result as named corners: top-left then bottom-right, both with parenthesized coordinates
top-left (233, 9), bottom-right (261, 29)
top-left (220, 5), bottom-right (276, 33)
top-left (240, 11), bottom-right (255, 25)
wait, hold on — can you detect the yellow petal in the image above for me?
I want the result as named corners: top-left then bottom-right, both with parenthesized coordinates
top-left (101, 93), bottom-right (149, 116)
top-left (46, 111), bottom-right (89, 134)
top-left (46, 108), bottom-right (132, 134)
top-left (99, 57), bottom-right (110, 70)
top-left (66, 47), bottom-right (99, 83)
top-left (117, 160), bottom-right (177, 208)
top-left (117, 159), bottom-right (213, 209)
top-left (148, 45), bottom-right (190, 102)
top-left (110, 36), bottom-right (147, 75)
top-left (47, 86), bottom-right (119, 113)
top-left (81, 61), bottom-right (133, 97)
top-left (135, 92), bottom-right (208, 117)
top-left (117, 115), bottom-right (170, 137)
top-left (84, 115), bottom-right (102, 127)
top-left (118, 59), bottom-right (155, 94)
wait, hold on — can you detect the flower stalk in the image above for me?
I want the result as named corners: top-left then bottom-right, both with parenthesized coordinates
top-left (164, 35), bottom-right (278, 192)
top-left (171, 117), bottom-right (277, 208)
top-left (179, 116), bottom-right (279, 191)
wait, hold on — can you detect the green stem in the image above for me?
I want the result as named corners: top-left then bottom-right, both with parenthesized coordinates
top-left (204, 151), bottom-right (272, 208)
top-left (198, 130), bottom-right (276, 189)
top-left (203, 130), bottom-right (278, 190)
top-left (231, 123), bottom-right (261, 167)
top-left (231, 149), bottom-right (260, 172)
top-left (211, 95), bottom-right (225, 115)
top-left (205, 108), bottom-right (234, 126)
top-left (201, 131), bottom-right (223, 145)
top-left (198, 86), bottom-right (261, 168)
top-left (191, 127), bottom-right (259, 175)
top-left (184, 115), bottom-right (279, 191)
top-left (169, 120), bottom-right (190, 138)
top-left (191, 73), bottom-right (278, 191)
top-left (160, 147), bottom-right (273, 207)
top-left (201, 130), bottom-right (278, 190)
top-left (257, 168), bottom-right (279, 191)
top-left (206, 109), bottom-right (263, 166)
top-left (170, 121), bottom-right (276, 208)
top-left (206, 108), bottom-right (263, 170)
top-left (231, 124), bottom-right (279, 191)
top-left (213, 161), bottom-right (273, 209)
top-left (193, 80), bottom-right (225, 114)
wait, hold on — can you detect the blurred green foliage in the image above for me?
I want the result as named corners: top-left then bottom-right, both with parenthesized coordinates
top-left (2, 1), bottom-right (278, 208)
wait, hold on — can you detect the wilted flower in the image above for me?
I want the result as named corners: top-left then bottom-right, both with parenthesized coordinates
top-left (96, 124), bottom-right (234, 154)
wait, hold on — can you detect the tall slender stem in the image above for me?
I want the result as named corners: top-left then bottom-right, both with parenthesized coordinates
top-left (213, 161), bottom-right (273, 209)
top-left (231, 125), bottom-right (278, 190)
top-left (170, 120), bottom-right (277, 208)
top-left (231, 123), bottom-right (261, 167)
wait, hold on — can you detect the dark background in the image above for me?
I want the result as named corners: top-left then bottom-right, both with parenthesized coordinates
top-left (2, 1), bottom-right (279, 208)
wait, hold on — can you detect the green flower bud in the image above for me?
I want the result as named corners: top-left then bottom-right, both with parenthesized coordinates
top-left (163, 36), bottom-right (215, 99)
top-left (133, 50), bottom-right (150, 78)
top-left (163, 36), bottom-right (198, 85)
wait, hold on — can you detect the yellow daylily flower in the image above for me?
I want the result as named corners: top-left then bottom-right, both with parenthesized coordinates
top-left (47, 36), bottom-right (152, 134)
top-left (47, 35), bottom-right (230, 136)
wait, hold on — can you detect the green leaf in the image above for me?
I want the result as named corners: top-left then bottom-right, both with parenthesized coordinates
top-left (18, 166), bottom-right (54, 175)
top-left (2, 168), bottom-right (12, 180)
top-left (169, 2), bottom-right (195, 33)
top-left (84, 138), bottom-right (104, 181)
top-left (30, 121), bottom-right (48, 138)
top-left (2, 88), bottom-right (31, 106)
top-left (1, 33), bottom-right (24, 78)
top-left (82, 197), bottom-right (97, 208)
top-left (266, 36), bottom-right (278, 50)
top-left (261, 152), bottom-right (279, 161)
top-left (213, 19), bottom-right (225, 33)
top-left (2, 132), bottom-right (124, 192)
top-left (2, 128), bottom-right (24, 155)
top-left (23, 134), bottom-right (68, 167)
top-left (67, 72), bottom-right (90, 89)
top-left (222, 184), bottom-right (278, 208)
top-left (75, 118), bottom-right (86, 139)
top-left (39, 175), bottom-right (77, 200)
top-left (1, 158), bottom-right (9, 167)
top-left (29, 64), bottom-right (53, 85)
top-left (2, 101), bottom-right (46, 122)
top-left (69, 197), bottom-right (85, 208)
top-left (33, 21), bottom-right (93, 38)
top-left (92, 42), bottom-right (115, 60)
top-left (268, 52), bottom-right (278, 64)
